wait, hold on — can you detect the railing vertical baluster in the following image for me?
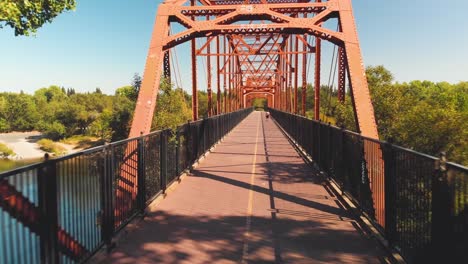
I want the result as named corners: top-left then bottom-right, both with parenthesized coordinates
top-left (383, 142), bottom-right (397, 246)
top-left (160, 130), bottom-right (168, 192)
top-left (431, 152), bottom-right (452, 261)
top-left (38, 158), bottom-right (59, 264)
top-left (137, 134), bottom-right (146, 215)
top-left (100, 144), bottom-right (115, 251)
top-left (175, 129), bottom-right (180, 178)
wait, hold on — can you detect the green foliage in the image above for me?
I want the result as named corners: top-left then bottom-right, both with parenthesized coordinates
top-left (0, 118), bottom-right (10, 133)
top-left (115, 86), bottom-right (137, 101)
top-left (131, 73), bottom-right (142, 97)
top-left (34, 85), bottom-right (67, 103)
top-left (110, 95), bottom-right (135, 141)
top-left (61, 135), bottom-right (102, 149)
top-left (197, 90), bottom-right (218, 118)
top-left (0, 0), bottom-right (76, 36)
top-left (333, 65), bottom-right (468, 165)
top-left (152, 79), bottom-right (192, 131)
top-left (0, 143), bottom-right (15, 158)
top-left (0, 93), bottom-right (39, 131)
top-left (252, 98), bottom-right (267, 111)
top-left (334, 99), bottom-right (356, 130)
top-left (37, 139), bottom-right (66, 156)
top-left (40, 121), bottom-right (66, 140)
top-left (89, 109), bottom-right (113, 141)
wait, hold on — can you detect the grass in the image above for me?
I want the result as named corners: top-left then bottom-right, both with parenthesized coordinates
top-left (61, 135), bottom-right (104, 149)
top-left (37, 139), bottom-right (67, 156)
top-left (0, 143), bottom-right (15, 158)
top-left (305, 110), bottom-right (337, 125)
top-left (0, 158), bottom-right (40, 173)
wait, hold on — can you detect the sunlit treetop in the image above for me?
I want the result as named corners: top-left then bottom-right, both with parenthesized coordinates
top-left (0, 0), bottom-right (76, 36)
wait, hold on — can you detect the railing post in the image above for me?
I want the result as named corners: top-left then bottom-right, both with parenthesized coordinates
top-left (100, 144), bottom-right (115, 251)
top-left (327, 122), bottom-right (332, 174)
top-left (137, 133), bottom-right (146, 214)
top-left (160, 130), bottom-right (168, 192)
top-left (335, 126), bottom-right (343, 186)
top-left (175, 129), bottom-right (180, 177)
top-left (383, 142), bottom-right (397, 246)
top-left (38, 155), bottom-right (59, 264)
top-left (431, 152), bottom-right (451, 260)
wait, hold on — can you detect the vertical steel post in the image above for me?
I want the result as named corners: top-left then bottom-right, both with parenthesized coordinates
top-left (383, 142), bottom-right (396, 246)
top-left (100, 144), bottom-right (115, 251)
top-left (314, 35), bottom-right (321, 120)
top-left (431, 152), bottom-right (451, 260)
top-left (207, 27), bottom-right (213, 117)
top-left (216, 36), bottom-right (221, 115)
top-left (223, 36), bottom-right (227, 114)
top-left (302, 32), bottom-right (307, 116)
top-left (228, 43), bottom-right (232, 112)
top-left (160, 131), bottom-right (168, 192)
top-left (163, 50), bottom-right (171, 83)
top-left (191, 0), bottom-right (198, 121)
top-left (175, 129), bottom-right (180, 177)
top-left (137, 134), bottom-right (146, 214)
top-left (38, 157), bottom-right (59, 264)
top-left (294, 35), bottom-right (299, 114)
top-left (314, 0), bottom-right (322, 120)
top-left (338, 46), bottom-right (346, 103)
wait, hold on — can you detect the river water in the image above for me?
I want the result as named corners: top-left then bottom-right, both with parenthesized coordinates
top-left (1, 157), bottom-right (102, 264)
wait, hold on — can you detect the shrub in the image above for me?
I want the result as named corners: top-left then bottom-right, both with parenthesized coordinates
top-left (37, 139), bottom-right (67, 156)
top-left (0, 143), bottom-right (15, 158)
top-left (44, 121), bottom-right (66, 140)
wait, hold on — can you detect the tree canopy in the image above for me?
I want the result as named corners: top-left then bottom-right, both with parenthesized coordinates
top-left (333, 66), bottom-right (468, 165)
top-left (0, 68), bottom-right (465, 165)
top-left (0, 0), bottom-right (76, 36)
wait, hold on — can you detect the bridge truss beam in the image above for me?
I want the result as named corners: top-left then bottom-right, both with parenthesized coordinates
top-left (130, 0), bottom-right (384, 227)
top-left (129, 0), bottom-right (379, 140)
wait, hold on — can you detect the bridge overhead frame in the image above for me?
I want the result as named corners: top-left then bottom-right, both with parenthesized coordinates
top-left (130, 0), bottom-right (385, 227)
top-left (129, 0), bottom-right (379, 140)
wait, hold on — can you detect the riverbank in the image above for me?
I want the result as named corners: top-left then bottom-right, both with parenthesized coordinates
top-left (0, 132), bottom-right (77, 160)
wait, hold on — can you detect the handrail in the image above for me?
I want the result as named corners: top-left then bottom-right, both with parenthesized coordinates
top-left (268, 108), bottom-right (467, 263)
top-left (0, 107), bottom-right (253, 263)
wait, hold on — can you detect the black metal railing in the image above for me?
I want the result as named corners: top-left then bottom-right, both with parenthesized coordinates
top-left (0, 107), bottom-right (252, 264)
top-left (269, 108), bottom-right (468, 263)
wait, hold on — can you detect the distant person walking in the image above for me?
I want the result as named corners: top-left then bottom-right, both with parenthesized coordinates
top-left (265, 111), bottom-right (270, 119)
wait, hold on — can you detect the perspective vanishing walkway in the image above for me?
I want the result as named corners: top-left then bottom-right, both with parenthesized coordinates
top-left (101, 111), bottom-right (387, 264)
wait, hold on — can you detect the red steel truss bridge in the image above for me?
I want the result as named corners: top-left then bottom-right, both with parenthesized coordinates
top-left (1, 0), bottom-right (467, 263)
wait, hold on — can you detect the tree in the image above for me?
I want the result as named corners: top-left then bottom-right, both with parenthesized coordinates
top-left (152, 79), bottom-right (192, 131)
top-left (89, 110), bottom-right (113, 141)
top-left (0, 0), bottom-right (76, 36)
top-left (252, 98), bottom-right (267, 110)
top-left (110, 95), bottom-right (135, 141)
top-left (131, 73), bottom-right (142, 96)
top-left (0, 93), bottom-right (39, 131)
top-left (42, 121), bottom-right (66, 140)
top-left (34, 85), bottom-right (67, 103)
top-left (115, 85), bottom-right (138, 101)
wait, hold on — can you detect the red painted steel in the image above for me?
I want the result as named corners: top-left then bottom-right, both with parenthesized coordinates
top-left (129, 0), bottom-right (383, 226)
top-left (314, 33), bottom-right (321, 120)
top-left (0, 179), bottom-right (88, 261)
top-left (338, 46), bottom-right (346, 103)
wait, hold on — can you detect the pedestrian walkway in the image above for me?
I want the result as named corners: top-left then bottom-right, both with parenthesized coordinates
top-left (103, 111), bottom-right (387, 263)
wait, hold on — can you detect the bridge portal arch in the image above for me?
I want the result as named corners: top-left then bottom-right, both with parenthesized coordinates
top-left (244, 91), bottom-right (274, 109)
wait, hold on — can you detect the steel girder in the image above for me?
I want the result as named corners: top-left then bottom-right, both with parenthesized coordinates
top-left (129, 0), bottom-right (379, 140)
top-left (130, 0), bottom-right (384, 227)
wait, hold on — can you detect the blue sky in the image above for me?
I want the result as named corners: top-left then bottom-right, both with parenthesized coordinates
top-left (0, 0), bottom-right (467, 94)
